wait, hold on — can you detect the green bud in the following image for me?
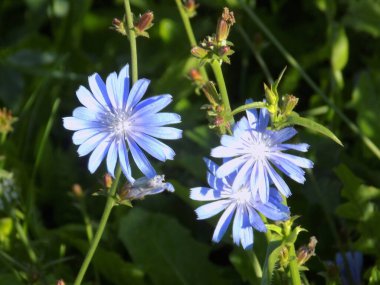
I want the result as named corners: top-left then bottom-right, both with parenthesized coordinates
top-left (264, 83), bottom-right (278, 106)
top-left (191, 46), bottom-right (208, 58)
top-left (281, 94), bottom-right (299, 116)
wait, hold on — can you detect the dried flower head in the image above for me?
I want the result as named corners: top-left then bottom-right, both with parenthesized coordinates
top-left (111, 17), bottom-right (127, 36)
top-left (0, 108), bottom-right (17, 135)
top-left (134, 11), bottom-right (154, 38)
top-left (216, 7), bottom-right (235, 43)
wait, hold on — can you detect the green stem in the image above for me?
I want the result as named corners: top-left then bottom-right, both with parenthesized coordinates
top-left (288, 243), bottom-right (302, 285)
top-left (174, 0), bottom-right (209, 81)
top-left (241, 2), bottom-right (380, 160)
top-left (210, 60), bottom-right (234, 124)
top-left (73, 166), bottom-right (122, 285)
top-left (124, 0), bottom-right (138, 84)
top-left (252, 252), bottom-right (263, 279)
top-left (231, 102), bottom-right (267, 116)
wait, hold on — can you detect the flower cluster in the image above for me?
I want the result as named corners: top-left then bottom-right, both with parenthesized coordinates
top-left (191, 102), bottom-right (313, 249)
top-left (63, 64), bottom-right (182, 184)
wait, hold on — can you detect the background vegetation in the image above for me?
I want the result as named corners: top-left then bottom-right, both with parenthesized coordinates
top-left (1, 0), bottom-right (380, 284)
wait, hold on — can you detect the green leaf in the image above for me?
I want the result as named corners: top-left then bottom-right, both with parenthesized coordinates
top-left (368, 264), bottom-right (380, 284)
top-left (118, 208), bottom-right (229, 285)
top-left (331, 25), bottom-right (349, 71)
top-left (59, 234), bottom-right (145, 285)
top-left (285, 112), bottom-right (343, 146)
top-left (261, 239), bottom-right (283, 285)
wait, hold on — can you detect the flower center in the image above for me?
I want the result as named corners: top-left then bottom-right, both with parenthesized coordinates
top-left (103, 109), bottom-right (131, 136)
top-left (232, 187), bottom-right (251, 204)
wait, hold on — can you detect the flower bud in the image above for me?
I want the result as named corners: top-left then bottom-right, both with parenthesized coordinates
top-left (264, 83), bottom-right (278, 106)
top-left (56, 280), bottom-right (65, 285)
top-left (134, 11), bottom-right (154, 37)
top-left (71, 184), bottom-right (84, 199)
top-left (104, 173), bottom-right (113, 189)
top-left (111, 18), bottom-right (127, 36)
top-left (188, 68), bottom-right (203, 83)
top-left (183, 0), bottom-right (199, 18)
top-left (191, 46), bottom-right (208, 58)
top-left (281, 94), bottom-right (299, 116)
top-left (216, 7), bottom-right (235, 43)
top-left (296, 236), bottom-right (318, 265)
top-left (201, 81), bottom-right (220, 106)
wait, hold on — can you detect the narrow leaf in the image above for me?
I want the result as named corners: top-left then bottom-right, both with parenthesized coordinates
top-left (261, 240), bottom-right (283, 285)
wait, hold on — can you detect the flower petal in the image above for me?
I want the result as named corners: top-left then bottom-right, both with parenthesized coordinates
top-left (247, 206), bottom-right (266, 232)
top-left (132, 95), bottom-right (173, 118)
top-left (117, 64), bottom-right (129, 108)
top-left (269, 127), bottom-right (297, 144)
top-left (72, 129), bottom-right (101, 145)
top-left (118, 139), bottom-right (133, 182)
top-left (77, 132), bottom-right (109, 157)
top-left (232, 206), bottom-right (244, 245)
top-left (73, 106), bottom-right (99, 121)
top-left (88, 136), bottom-right (112, 173)
top-left (190, 187), bottom-right (221, 201)
top-left (126, 78), bottom-right (150, 110)
top-left (195, 200), bottom-right (230, 220)
top-left (106, 139), bottom-right (117, 177)
top-left (131, 126), bottom-right (182, 140)
top-left (63, 117), bottom-right (102, 131)
top-left (216, 156), bottom-right (248, 178)
top-left (231, 159), bottom-right (253, 191)
top-left (88, 73), bottom-right (112, 110)
top-left (212, 203), bottom-right (236, 242)
top-left (240, 226), bottom-right (254, 250)
top-left (133, 113), bottom-right (181, 127)
top-left (257, 108), bottom-right (270, 131)
top-left (203, 158), bottom-right (219, 175)
top-left (211, 145), bottom-right (245, 158)
top-left (106, 71), bottom-right (119, 109)
top-left (130, 132), bottom-right (175, 161)
top-left (264, 161), bottom-right (291, 198)
top-left (126, 137), bottom-right (156, 178)
top-left (270, 155), bottom-right (306, 184)
top-left (280, 143), bottom-right (310, 152)
top-left (75, 86), bottom-right (104, 112)
top-left (256, 161), bottom-right (270, 203)
top-left (271, 152), bottom-right (314, 169)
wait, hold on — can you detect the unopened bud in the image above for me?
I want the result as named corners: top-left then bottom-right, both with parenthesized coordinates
top-left (188, 68), bottom-right (203, 83)
top-left (183, 0), bottom-right (199, 18)
top-left (104, 173), bottom-right (113, 189)
top-left (264, 83), bottom-right (278, 106)
top-left (72, 184), bottom-right (84, 199)
top-left (56, 279), bottom-right (65, 285)
top-left (216, 7), bottom-right (235, 43)
top-left (281, 95), bottom-right (299, 116)
top-left (201, 81), bottom-right (220, 106)
top-left (218, 46), bottom-right (230, 56)
top-left (297, 236), bottom-right (318, 265)
top-left (111, 18), bottom-right (127, 36)
top-left (134, 11), bottom-right (154, 37)
top-left (191, 46), bottom-right (208, 58)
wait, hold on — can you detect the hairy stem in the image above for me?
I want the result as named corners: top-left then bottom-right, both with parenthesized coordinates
top-left (288, 243), bottom-right (302, 285)
top-left (125, 0), bottom-right (138, 84)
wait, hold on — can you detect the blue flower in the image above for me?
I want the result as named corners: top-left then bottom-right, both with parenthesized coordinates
top-left (122, 175), bottom-right (174, 200)
top-left (190, 158), bottom-right (289, 249)
top-left (211, 102), bottom-right (313, 202)
top-left (336, 251), bottom-right (363, 285)
top-left (63, 64), bottom-right (182, 181)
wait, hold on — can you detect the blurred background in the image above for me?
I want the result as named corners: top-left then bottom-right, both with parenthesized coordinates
top-left (1, 0), bottom-right (380, 284)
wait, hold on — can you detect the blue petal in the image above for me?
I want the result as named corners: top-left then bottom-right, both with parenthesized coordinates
top-left (240, 226), bottom-right (254, 250)
top-left (73, 107), bottom-right (99, 121)
top-left (247, 206), bottom-right (267, 232)
top-left (211, 145), bottom-right (244, 158)
top-left (216, 156), bottom-right (248, 178)
top-left (88, 137), bottom-right (112, 173)
top-left (207, 171), bottom-right (224, 191)
top-left (132, 95), bottom-right (173, 118)
top-left (203, 158), bottom-right (219, 175)
top-left (77, 132), bottom-right (109, 157)
top-left (75, 86), bottom-right (104, 112)
top-left (256, 161), bottom-right (270, 203)
top-left (220, 135), bottom-right (243, 148)
top-left (106, 71), bottom-right (119, 109)
top-left (88, 73), bottom-right (112, 110)
top-left (118, 139), bottom-right (133, 182)
top-left (134, 113), bottom-right (181, 127)
top-left (212, 203), bottom-right (236, 242)
top-left (126, 137), bottom-right (156, 178)
top-left (63, 117), bottom-right (102, 131)
top-left (195, 200), bottom-right (230, 220)
top-left (269, 127), bottom-right (297, 144)
top-left (232, 206), bottom-right (244, 245)
top-left (255, 201), bottom-right (289, 221)
top-left (131, 126), bottom-right (182, 140)
top-left (190, 187), bottom-right (221, 201)
top-left (231, 159), bottom-right (253, 191)
top-left (165, 182), bottom-right (175, 192)
top-left (264, 160), bottom-right (291, 198)
top-left (72, 129), bottom-right (100, 145)
top-left (280, 143), bottom-right (310, 152)
top-left (126, 78), bottom-right (150, 110)
top-left (245, 101), bottom-right (258, 128)
top-left (257, 108), bottom-right (270, 131)
top-left (233, 117), bottom-right (250, 136)
top-left (271, 152), bottom-right (314, 169)
top-left (270, 155), bottom-right (306, 184)
top-left (117, 64), bottom-right (129, 108)
top-left (130, 133), bottom-right (175, 161)
top-left (106, 139), bottom-right (117, 177)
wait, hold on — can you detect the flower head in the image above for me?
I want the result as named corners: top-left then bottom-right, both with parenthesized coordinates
top-left (190, 158), bottom-right (289, 249)
top-left (63, 64), bottom-right (182, 181)
top-left (211, 101), bottom-right (313, 202)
